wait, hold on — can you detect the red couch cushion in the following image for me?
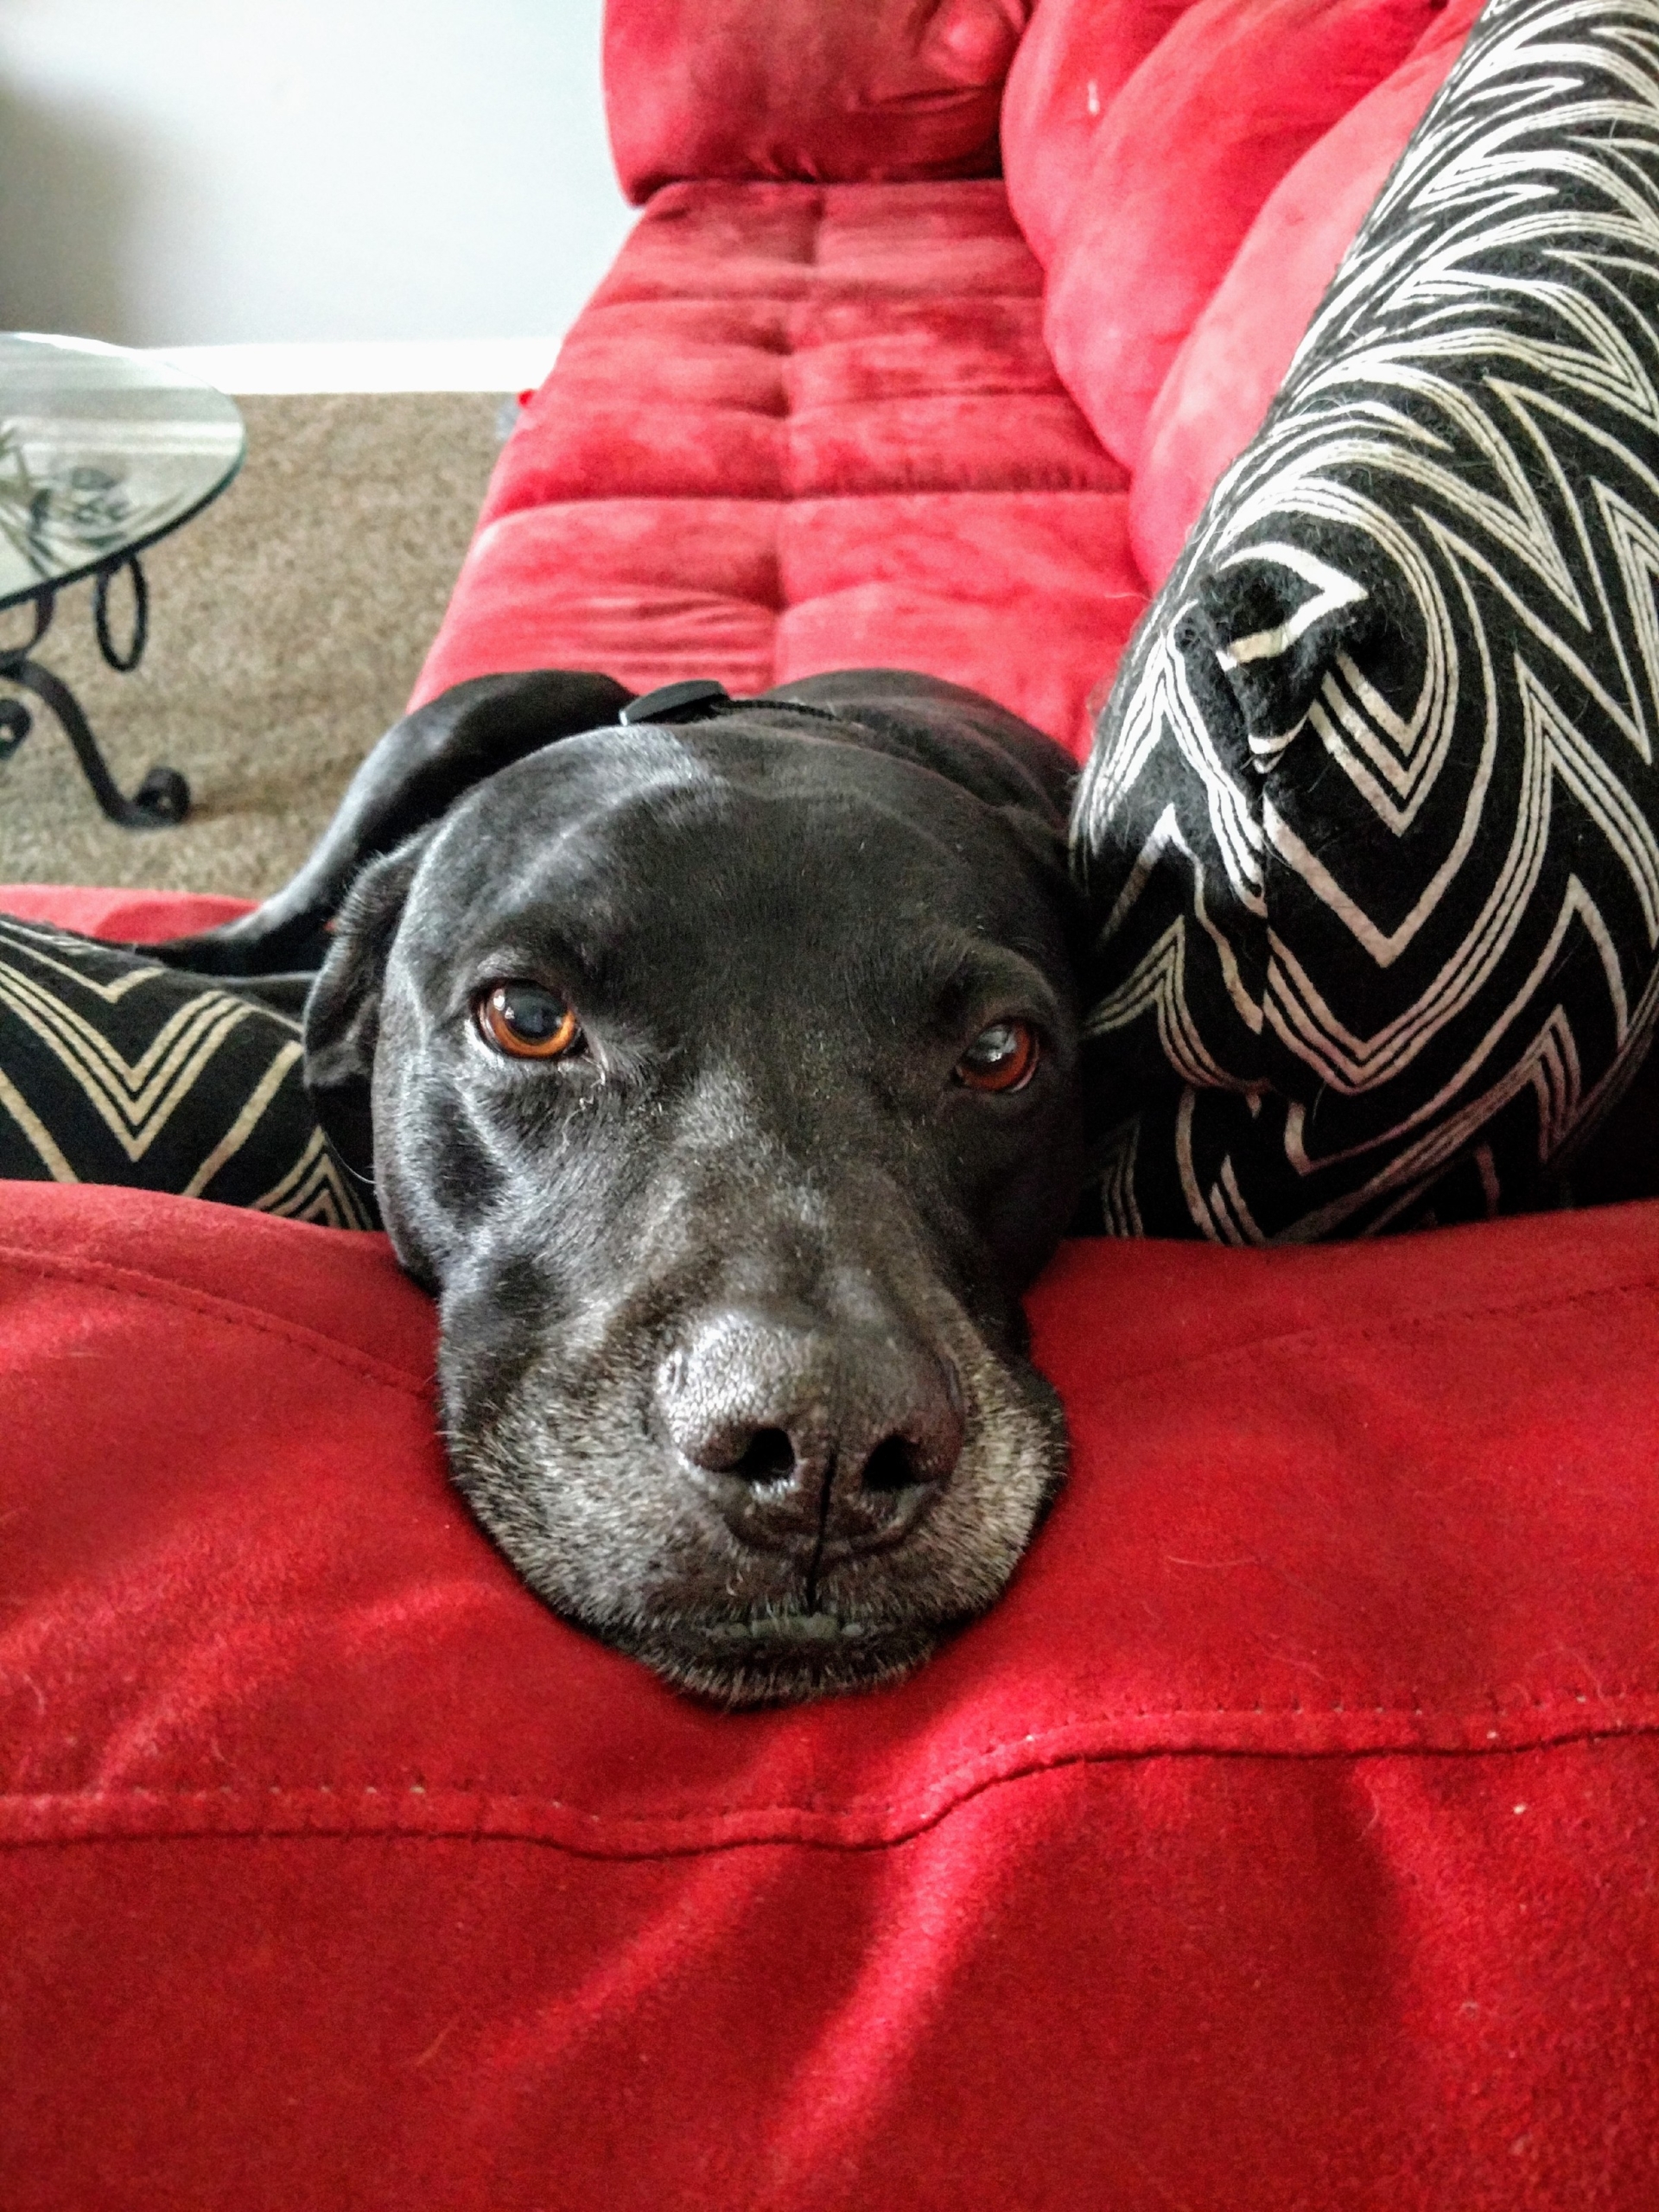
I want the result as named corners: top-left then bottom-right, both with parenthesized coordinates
top-left (486, 184), bottom-right (1106, 511)
top-left (418, 490), bottom-right (1146, 759)
top-left (423, 3), bottom-right (1498, 887)
top-left (5, 1173), bottom-right (1659, 2205)
top-left (603, 0), bottom-right (1032, 201)
top-left (0, 883), bottom-right (253, 942)
top-left (1043, 0), bottom-right (1446, 470)
top-left (469, 3), bottom-right (1480, 770)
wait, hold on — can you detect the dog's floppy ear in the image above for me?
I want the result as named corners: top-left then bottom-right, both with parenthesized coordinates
top-left (302, 829), bottom-right (434, 1187)
top-left (153, 669), bottom-right (636, 976)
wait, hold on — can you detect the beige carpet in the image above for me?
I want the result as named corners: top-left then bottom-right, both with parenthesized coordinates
top-left (0, 392), bottom-right (505, 899)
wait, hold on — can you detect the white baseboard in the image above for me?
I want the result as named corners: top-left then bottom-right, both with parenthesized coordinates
top-left (137, 337), bottom-right (566, 395)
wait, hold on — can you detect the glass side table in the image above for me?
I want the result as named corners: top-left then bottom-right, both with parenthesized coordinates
top-left (0, 331), bottom-right (245, 829)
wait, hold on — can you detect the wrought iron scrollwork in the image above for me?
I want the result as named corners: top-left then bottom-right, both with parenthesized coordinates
top-left (0, 569), bottom-right (188, 829)
top-left (0, 587), bottom-right (55, 670)
top-left (93, 554), bottom-right (148, 673)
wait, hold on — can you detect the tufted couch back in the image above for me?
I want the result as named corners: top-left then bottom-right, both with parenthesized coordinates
top-left (608, 0), bottom-right (1487, 584)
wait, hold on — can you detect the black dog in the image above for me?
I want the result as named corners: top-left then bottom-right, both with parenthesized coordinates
top-left (160, 669), bottom-right (1088, 1705)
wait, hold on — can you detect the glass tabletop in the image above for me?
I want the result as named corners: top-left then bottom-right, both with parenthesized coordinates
top-left (0, 332), bottom-right (245, 613)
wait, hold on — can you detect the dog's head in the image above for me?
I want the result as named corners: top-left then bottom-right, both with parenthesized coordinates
top-left (305, 694), bottom-right (1085, 1703)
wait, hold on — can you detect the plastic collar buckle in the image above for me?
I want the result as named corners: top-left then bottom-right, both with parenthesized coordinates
top-left (618, 679), bottom-right (733, 727)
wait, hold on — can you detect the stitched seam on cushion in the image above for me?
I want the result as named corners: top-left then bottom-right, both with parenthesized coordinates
top-left (7, 1240), bottom-right (1649, 1809)
top-left (11, 1688), bottom-right (1655, 1818)
top-left (0, 1245), bottom-right (431, 1396)
top-left (5, 1721), bottom-right (1654, 1860)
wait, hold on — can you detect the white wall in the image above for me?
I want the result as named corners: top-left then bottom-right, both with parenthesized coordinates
top-left (0, 0), bottom-right (636, 349)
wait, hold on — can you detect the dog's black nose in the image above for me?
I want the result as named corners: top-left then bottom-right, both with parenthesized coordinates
top-left (659, 1309), bottom-right (963, 1554)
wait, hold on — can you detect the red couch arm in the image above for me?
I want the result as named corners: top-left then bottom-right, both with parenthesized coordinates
top-left (603, 0), bottom-right (1033, 202)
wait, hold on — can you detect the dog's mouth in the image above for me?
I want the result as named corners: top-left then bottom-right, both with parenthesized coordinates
top-left (627, 1603), bottom-right (948, 1707)
top-left (705, 1610), bottom-right (880, 1645)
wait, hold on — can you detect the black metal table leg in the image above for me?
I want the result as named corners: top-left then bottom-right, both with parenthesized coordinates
top-left (0, 655), bottom-right (189, 827)
top-left (0, 560), bottom-right (191, 829)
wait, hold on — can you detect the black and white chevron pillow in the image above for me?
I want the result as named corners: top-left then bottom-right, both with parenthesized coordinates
top-left (1072, 0), bottom-right (1659, 1240)
top-left (0, 913), bottom-right (373, 1226)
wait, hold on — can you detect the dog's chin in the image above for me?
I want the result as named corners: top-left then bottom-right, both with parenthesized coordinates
top-left (618, 1609), bottom-right (947, 1707)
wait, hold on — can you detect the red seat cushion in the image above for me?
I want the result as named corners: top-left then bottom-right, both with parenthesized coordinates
top-left (483, 184), bottom-right (1112, 514)
top-left (417, 488), bottom-right (1146, 760)
top-left (5, 1173), bottom-right (1659, 2204)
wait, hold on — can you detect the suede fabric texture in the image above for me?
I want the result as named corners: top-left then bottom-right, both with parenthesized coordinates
top-left (1000, 0), bottom-right (1199, 265)
top-left (414, 181), bottom-right (1146, 753)
top-left (603, 0), bottom-right (1033, 201)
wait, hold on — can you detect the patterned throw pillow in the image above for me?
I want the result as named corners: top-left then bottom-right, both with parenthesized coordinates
top-left (0, 913), bottom-right (373, 1226)
top-left (1071, 0), bottom-right (1659, 1238)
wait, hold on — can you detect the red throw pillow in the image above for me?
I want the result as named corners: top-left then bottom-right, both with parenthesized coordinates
top-left (1043, 0), bottom-right (1445, 470)
top-left (1129, 0), bottom-right (1487, 584)
top-left (603, 0), bottom-right (1033, 201)
top-left (1001, 0), bottom-right (1198, 267)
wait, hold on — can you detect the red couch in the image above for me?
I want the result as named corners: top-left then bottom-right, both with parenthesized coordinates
top-left (6, 3), bottom-right (1659, 2204)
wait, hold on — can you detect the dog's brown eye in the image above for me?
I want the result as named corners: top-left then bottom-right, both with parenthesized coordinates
top-left (955, 1019), bottom-right (1038, 1093)
top-left (477, 982), bottom-right (582, 1059)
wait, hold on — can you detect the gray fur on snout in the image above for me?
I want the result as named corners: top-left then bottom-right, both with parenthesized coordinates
top-left (450, 1303), bottom-right (1066, 1705)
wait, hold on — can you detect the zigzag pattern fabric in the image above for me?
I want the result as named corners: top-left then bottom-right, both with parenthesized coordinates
top-left (1072, 0), bottom-right (1659, 1239)
top-left (0, 914), bottom-right (373, 1227)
